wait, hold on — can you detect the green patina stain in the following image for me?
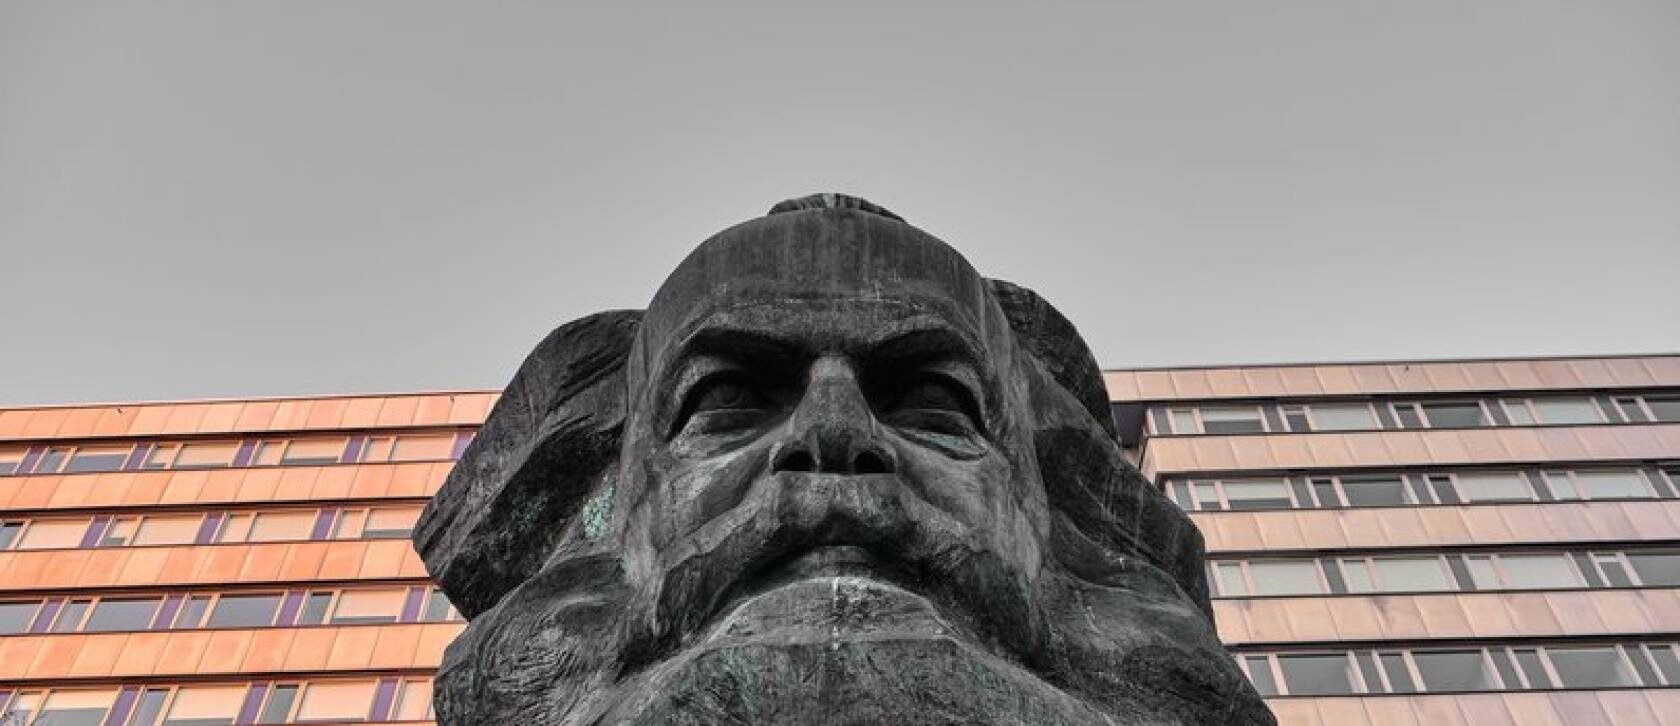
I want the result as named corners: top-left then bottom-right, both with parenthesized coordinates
top-left (581, 477), bottom-right (615, 540)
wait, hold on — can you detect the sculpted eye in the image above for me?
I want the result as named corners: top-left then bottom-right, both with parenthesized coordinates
top-left (674, 373), bottom-right (776, 435)
top-left (881, 374), bottom-right (981, 436)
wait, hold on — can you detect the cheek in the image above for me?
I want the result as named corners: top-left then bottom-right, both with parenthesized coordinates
top-left (646, 443), bottom-right (770, 549)
top-left (893, 445), bottom-right (1018, 529)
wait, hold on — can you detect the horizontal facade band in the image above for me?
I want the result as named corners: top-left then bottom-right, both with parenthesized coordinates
top-left (1105, 355), bottom-right (1680, 404)
top-left (0, 462), bottom-right (451, 513)
top-left (0, 540), bottom-right (428, 591)
top-left (1141, 423), bottom-right (1680, 478)
top-left (1265, 689), bottom-right (1676, 726)
top-left (0, 673), bottom-right (435, 724)
top-left (1193, 500), bottom-right (1680, 553)
top-left (0, 393), bottom-right (497, 442)
top-left (1214, 588), bottom-right (1680, 646)
top-left (0, 622), bottom-right (458, 681)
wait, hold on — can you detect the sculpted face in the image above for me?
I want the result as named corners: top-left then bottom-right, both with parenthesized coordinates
top-left (418, 195), bottom-right (1275, 725)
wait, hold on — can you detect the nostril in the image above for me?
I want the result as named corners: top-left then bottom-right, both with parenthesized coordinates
top-left (851, 450), bottom-right (893, 475)
top-left (775, 449), bottom-right (817, 472)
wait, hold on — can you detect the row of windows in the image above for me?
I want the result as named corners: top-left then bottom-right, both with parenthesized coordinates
top-left (0, 429), bottom-right (475, 477)
top-left (1210, 547), bottom-right (1680, 598)
top-left (0, 584), bottom-right (460, 636)
top-left (1167, 464), bottom-right (1680, 512)
top-left (1148, 393), bottom-right (1680, 436)
top-left (1237, 639), bottom-right (1680, 697)
top-left (0, 505), bottom-right (423, 551)
top-left (0, 676), bottom-right (433, 725)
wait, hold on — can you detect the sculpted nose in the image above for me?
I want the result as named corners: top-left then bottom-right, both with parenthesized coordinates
top-left (770, 357), bottom-right (897, 475)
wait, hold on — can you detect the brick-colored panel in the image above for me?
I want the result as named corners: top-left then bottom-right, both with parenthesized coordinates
top-left (1266, 689), bottom-right (1680, 726)
top-left (0, 624), bottom-right (461, 680)
top-left (0, 393), bottom-right (495, 441)
top-left (1108, 355), bottom-right (1680, 403)
top-left (1192, 501), bottom-right (1680, 553)
top-left (0, 463), bottom-right (443, 513)
top-left (0, 541), bottom-right (429, 591)
top-left (1146, 423), bottom-right (1680, 477)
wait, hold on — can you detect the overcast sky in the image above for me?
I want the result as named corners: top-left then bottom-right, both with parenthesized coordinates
top-left (2, 1), bottom-right (1676, 406)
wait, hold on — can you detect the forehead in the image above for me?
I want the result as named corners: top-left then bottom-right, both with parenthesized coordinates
top-left (635, 209), bottom-right (1003, 376)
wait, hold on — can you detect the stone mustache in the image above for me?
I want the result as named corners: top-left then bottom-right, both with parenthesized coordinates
top-left (414, 194), bottom-right (1275, 725)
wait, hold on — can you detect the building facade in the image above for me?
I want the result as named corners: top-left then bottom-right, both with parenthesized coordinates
top-left (0, 353), bottom-right (1676, 724)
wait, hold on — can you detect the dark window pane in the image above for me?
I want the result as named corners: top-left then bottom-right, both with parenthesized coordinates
top-left (1514, 649), bottom-right (1551, 688)
top-left (1200, 407), bottom-right (1265, 434)
top-left (1380, 652), bottom-right (1417, 693)
top-left (204, 594), bottom-right (280, 628)
top-left (1284, 410), bottom-right (1311, 432)
top-left (1617, 398), bottom-right (1651, 423)
top-left (129, 690), bottom-right (169, 726)
top-left (1627, 551), bottom-right (1680, 586)
top-left (1279, 654), bottom-right (1357, 695)
top-left (1244, 656), bottom-right (1278, 696)
top-left (1312, 479), bottom-right (1340, 508)
top-left (1420, 402), bottom-right (1485, 428)
top-left (173, 595), bottom-right (209, 629)
top-left (1393, 405), bottom-right (1423, 429)
top-left (0, 522), bottom-right (20, 549)
top-left (35, 448), bottom-right (69, 473)
top-left (1491, 651), bottom-right (1521, 692)
top-left (1571, 554), bottom-right (1606, 588)
top-left (1428, 475), bottom-right (1461, 505)
top-left (257, 685), bottom-right (297, 724)
top-left (1647, 396), bottom-right (1680, 422)
top-left (82, 598), bottom-right (162, 632)
top-left (52, 600), bottom-right (89, 632)
top-left (1413, 650), bottom-right (1497, 692)
top-left (1354, 652), bottom-right (1384, 693)
top-left (1548, 646), bottom-right (1638, 687)
top-left (1650, 646), bottom-right (1680, 685)
top-left (1169, 481), bottom-right (1193, 509)
top-left (1223, 480), bottom-right (1292, 511)
top-left (0, 600), bottom-right (38, 634)
top-left (1341, 477), bottom-right (1408, 507)
top-left (1599, 559), bottom-right (1634, 588)
top-left (62, 446), bottom-right (132, 474)
top-left (298, 593), bottom-right (332, 625)
top-left (422, 590), bottom-right (457, 622)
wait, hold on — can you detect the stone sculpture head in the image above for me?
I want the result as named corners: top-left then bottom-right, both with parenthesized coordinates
top-left (416, 194), bottom-right (1274, 725)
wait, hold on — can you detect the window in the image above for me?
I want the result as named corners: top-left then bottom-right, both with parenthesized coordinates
top-left (15, 519), bottom-right (88, 550)
top-left (131, 515), bottom-right (203, 546)
top-left (33, 447), bottom-right (70, 474)
top-left (257, 684), bottom-right (298, 724)
top-left (34, 689), bottom-right (117, 726)
top-left (0, 447), bottom-right (25, 475)
top-left (4, 692), bottom-right (41, 723)
top-left (292, 681), bottom-right (377, 723)
top-left (1645, 396), bottom-right (1680, 422)
top-left (100, 518), bottom-right (138, 546)
top-left (1213, 563), bottom-right (1248, 597)
top-left (0, 520), bottom-right (22, 549)
top-left (1368, 557), bottom-right (1451, 592)
top-left (392, 680), bottom-right (435, 721)
top-left (129, 689), bottom-right (170, 726)
top-left (1418, 402), bottom-right (1485, 428)
top-left (1340, 476), bottom-right (1408, 507)
top-left (1454, 472), bottom-right (1534, 503)
top-left (1492, 554), bottom-right (1578, 589)
top-left (1413, 650), bottom-right (1497, 691)
top-left (1277, 654), bottom-right (1356, 695)
top-left (63, 445), bottom-right (133, 474)
top-left (279, 437), bottom-right (345, 466)
top-left (0, 600), bottom-right (39, 634)
top-left (1627, 550), bottom-right (1680, 586)
top-left (1243, 656), bottom-right (1279, 696)
top-left (161, 685), bottom-right (244, 726)
top-left (204, 593), bottom-right (281, 628)
top-left (358, 507), bottom-right (420, 540)
top-left (297, 592), bottom-right (333, 626)
top-left (51, 600), bottom-right (90, 632)
top-left (172, 441), bottom-right (239, 470)
top-left (1246, 561), bottom-right (1323, 596)
top-left (421, 588), bottom-right (460, 623)
top-left (1168, 408), bottom-right (1197, 435)
top-left (247, 511), bottom-right (316, 542)
top-left (329, 589), bottom-right (405, 624)
top-left (388, 433), bottom-right (455, 461)
top-left (143, 443), bottom-right (181, 469)
top-left (1308, 403), bottom-right (1377, 431)
top-left (1199, 406), bottom-right (1266, 434)
top-left (1544, 469), bottom-right (1653, 500)
top-left (1222, 480), bottom-right (1292, 511)
top-left (1547, 646), bottom-right (1637, 688)
top-left (1571, 469), bottom-right (1652, 499)
top-left (1528, 397), bottom-right (1602, 424)
top-left (81, 597), bottom-right (164, 632)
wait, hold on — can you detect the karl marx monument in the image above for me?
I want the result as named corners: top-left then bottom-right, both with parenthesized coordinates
top-left (414, 194), bottom-right (1275, 725)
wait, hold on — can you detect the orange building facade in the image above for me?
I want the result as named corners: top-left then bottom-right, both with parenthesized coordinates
top-left (0, 353), bottom-right (1676, 724)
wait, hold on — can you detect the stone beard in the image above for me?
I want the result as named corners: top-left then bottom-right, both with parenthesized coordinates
top-left (416, 195), bottom-right (1275, 725)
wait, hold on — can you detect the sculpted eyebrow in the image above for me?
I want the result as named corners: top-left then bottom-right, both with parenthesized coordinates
top-left (863, 328), bottom-right (984, 372)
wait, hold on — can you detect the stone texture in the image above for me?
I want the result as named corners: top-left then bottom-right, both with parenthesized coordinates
top-left (417, 193), bottom-right (1274, 725)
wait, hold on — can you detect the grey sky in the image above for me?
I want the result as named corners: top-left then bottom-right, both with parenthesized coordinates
top-left (2, 1), bottom-right (1676, 406)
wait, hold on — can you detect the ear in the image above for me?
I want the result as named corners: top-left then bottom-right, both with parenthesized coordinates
top-left (414, 310), bottom-right (640, 617)
top-left (987, 280), bottom-right (1212, 614)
